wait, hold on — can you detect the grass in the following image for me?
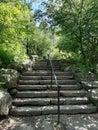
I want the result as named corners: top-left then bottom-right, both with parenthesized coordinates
top-left (0, 82), bottom-right (5, 90)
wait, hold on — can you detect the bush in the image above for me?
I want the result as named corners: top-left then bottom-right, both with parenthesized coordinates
top-left (0, 48), bottom-right (14, 68)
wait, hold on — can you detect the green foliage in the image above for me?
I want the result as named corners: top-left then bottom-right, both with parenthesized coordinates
top-left (0, 0), bottom-right (30, 67)
top-left (0, 0), bottom-right (53, 68)
top-left (32, 29), bottom-right (52, 58)
top-left (0, 87), bottom-right (5, 91)
top-left (0, 47), bottom-right (14, 68)
top-left (0, 2), bottom-right (37, 66)
top-left (37, 0), bottom-right (98, 70)
top-left (50, 47), bottom-right (60, 59)
top-left (0, 82), bottom-right (5, 91)
top-left (0, 42), bottom-right (28, 68)
top-left (0, 1), bottom-right (29, 44)
top-left (25, 23), bottom-right (53, 58)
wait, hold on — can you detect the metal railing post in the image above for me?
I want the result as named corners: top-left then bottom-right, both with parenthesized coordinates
top-left (47, 54), bottom-right (60, 124)
top-left (57, 85), bottom-right (60, 124)
top-left (47, 54), bottom-right (49, 76)
top-left (51, 68), bottom-right (52, 88)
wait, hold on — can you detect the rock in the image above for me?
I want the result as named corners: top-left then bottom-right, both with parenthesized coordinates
top-left (81, 81), bottom-right (98, 90)
top-left (64, 66), bottom-right (72, 71)
top-left (7, 61), bottom-right (24, 72)
top-left (70, 66), bottom-right (95, 82)
top-left (0, 69), bottom-right (19, 89)
top-left (70, 66), bottom-right (86, 82)
top-left (69, 65), bottom-right (98, 107)
top-left (88, 88), bottom-right (98, 100)
top-left (0, 90), bottom-right (12, 115)
top-left (80, 81), bottom-right (98, 106)
top-left (8, 59), bottom-right (34, 72)
top-left (8, 58), bottom-right (37, 72)
top-left (88, 89), bottom-right (98, 107)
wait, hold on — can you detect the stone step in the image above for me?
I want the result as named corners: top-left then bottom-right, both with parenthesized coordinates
top-left (35, 59), bottom-right (70, 63)
top-left (34, 64), bottom-right (61, 67)
top-left (35, 60), bottom-right (61, 64)
top-left (33, 67), bottom-right (61, 70)
top-left (16, 90), bottom-right (87, 98)
top-left (22, 71), bottom-right (73, 76)
top-left (17, 84), bottom-right (81, 91)
top-left (35, 60), bottom-right (71, 67)
top-left (20, 75), bottom-right (74, 80)
top-left (10, 104), bottom-right (97, 116)
top-left (19, 80), bottom-right (77, 85)
top-left (13, 97), bottom-right (89, 106)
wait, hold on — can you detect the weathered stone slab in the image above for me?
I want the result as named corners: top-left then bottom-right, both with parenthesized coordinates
top-left (17, 85), bottom-right (48, 91)
top-left (19, 79), bottom-right (76, 85)
top-left (0, 69), bottom-right (19, 89)
top-left (13, 98), bottom-right (51, 106)
top-left (10, 105), bottom-right (97, 116)
top-left (88, 89), bottom-right (98, 101)
top-left (60, 90), bottom-right (87, 97)
top-left (10, 107), bottom-right (41, 116)
top-left (81, 81), bottom-right (98, 90)
top-left (16, 91), bottom-right (57, 98)
top-left (42, 106), bottom-right (57, 114)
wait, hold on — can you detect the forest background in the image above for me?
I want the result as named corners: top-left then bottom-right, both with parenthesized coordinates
top-left (0, 0), bottom-right (98, 72)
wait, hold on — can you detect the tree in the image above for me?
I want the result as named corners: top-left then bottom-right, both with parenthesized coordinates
top-left (35, 0), bottom-right (98, 68)
top-left (0, 0), bottom-right (53, 67)
top-left (0, 0), bottom-right (30, 67)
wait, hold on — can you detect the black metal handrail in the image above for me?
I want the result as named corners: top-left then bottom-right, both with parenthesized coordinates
top-left (47, 54), bottom-right (60, 124)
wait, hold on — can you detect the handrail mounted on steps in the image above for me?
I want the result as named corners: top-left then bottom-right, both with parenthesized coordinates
top-left (47, 54), bottom-right (60, 124)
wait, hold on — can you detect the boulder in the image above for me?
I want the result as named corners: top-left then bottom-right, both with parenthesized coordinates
top-left (69, 66), bottom-right (86, 82)
top-left (64, 66), bottom-right (72, 71)
top-left (88, 89), bottom-right (98, 101)
top-left (8, 55), bottom-right (38, 72)
top-left (7, 61), bottom-right (24, 72)
top-left (8, 58), bottom-right (36, 72)
top-left (0, 69), bottom-right (19, 89)
top-left (70, 66), bottom-right (95, 82)
top-left (81, 81), bottom-right (98, 90)
top-left (0, 90), bottom-right (12, 115)
top-left (87, 88), bottom-right (98, 107)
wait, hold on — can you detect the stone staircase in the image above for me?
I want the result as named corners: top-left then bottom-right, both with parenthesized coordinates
top-left (10, 60), bottom-right (97, 116)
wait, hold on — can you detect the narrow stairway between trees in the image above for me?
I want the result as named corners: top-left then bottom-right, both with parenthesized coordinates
top-left (10, 60), bottom-right (97, 116)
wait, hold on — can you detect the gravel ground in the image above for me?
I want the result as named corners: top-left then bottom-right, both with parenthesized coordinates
top-left (1, 114), bottom-right (98, 130)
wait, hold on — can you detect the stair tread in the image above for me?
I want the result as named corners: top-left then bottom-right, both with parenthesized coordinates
top-left (17, 84), bottom-right (78, 87)
top-left (13, 97), bottom-right (89, 102)
top-left (23, 71), bottom-right (72, 73)
top-left (19, 80), bottom-right (77, 85)
top-left (20, 75), bottom-right (73, 77)
top-left (19, 79), bottom-right (76, 82)
top-left (20, 75), bottom-right (74, 80)
top-left (17, 84), bottom-right (81, 90)
top-left (16, 90), bottom-right (86, 93)
top-left (22, 71), bottom-right (73, 76)
top-left (16, 90), bottom-right (87, 98)
top-left (13, 97), bottom-right (89, 106)
top-left (11, 104), bottom-right (96, 109)
top-left (10, 104), bottom-right (97, 116)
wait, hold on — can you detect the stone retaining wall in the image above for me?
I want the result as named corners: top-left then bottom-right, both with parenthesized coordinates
top-left (65, 65), bottom-right (98, 107)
